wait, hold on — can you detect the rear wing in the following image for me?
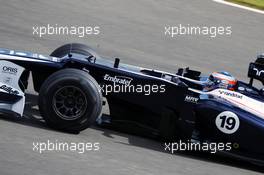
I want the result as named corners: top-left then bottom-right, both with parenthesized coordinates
top-left (248, 54), bottom-right (264, 85)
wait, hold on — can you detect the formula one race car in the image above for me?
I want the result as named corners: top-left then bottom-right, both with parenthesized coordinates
top-left (0, 43), bottom-right (263, 164)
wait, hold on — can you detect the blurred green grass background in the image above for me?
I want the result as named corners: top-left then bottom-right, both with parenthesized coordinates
top-left (227, 0), bottom-right (264, 10)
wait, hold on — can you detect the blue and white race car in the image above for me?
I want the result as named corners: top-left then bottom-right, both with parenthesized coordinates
top-left (0, 43), bottom-right (263, 164)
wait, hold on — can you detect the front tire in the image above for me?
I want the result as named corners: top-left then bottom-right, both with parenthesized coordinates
top-left (38, 68), bottom-right (102, 132)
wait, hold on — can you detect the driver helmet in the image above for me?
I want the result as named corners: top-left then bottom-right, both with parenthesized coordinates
top-left (208, 71), bottom-right (237, 91)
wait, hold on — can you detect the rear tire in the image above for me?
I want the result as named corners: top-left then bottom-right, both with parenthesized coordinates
top-left (38, 68), bottom-right (102, 132)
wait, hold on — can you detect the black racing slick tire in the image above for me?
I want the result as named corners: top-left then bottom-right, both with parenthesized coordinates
top-left (50, 43), bottom-right (100, 59)
top-left (38, 68), bottom-right (102, 132)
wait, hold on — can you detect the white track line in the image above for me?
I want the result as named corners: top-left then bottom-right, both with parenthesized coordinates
top-left (213, 0), bottom-right (264, 14)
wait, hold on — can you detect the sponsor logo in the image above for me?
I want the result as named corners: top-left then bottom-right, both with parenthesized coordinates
top-left (185, 96), bottom-right (199, 103)
top-left (2, 66), bottom-right (17, 75)
top-left (104, 74), bottom-right (132, 86)
top-left (253, 68), bottom-right (264, 77)
top-left (0, 85), bottom-right (19, 95)
top-left (219, 90), bottom-right (243, 99)
top-left (3, 77), bottom-right (12, 84)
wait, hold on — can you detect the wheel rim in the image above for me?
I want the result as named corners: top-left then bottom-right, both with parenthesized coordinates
top-left (52, 86), bottom-right (87, 120)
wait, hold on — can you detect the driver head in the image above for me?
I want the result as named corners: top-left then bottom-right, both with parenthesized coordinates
top-left (209, 71), bottom-right (238, 91)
